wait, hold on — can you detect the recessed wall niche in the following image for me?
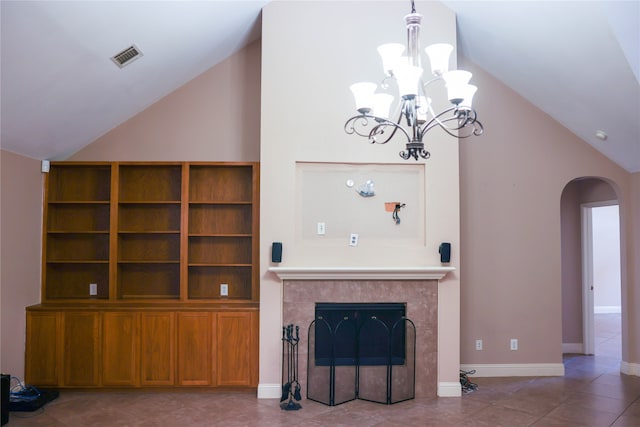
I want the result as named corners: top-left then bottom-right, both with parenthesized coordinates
top-left (296, 162), bottom-right (425, 247)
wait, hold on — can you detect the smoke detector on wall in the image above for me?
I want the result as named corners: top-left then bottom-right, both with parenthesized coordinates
top-left (111, 44), bottom-right (143, 68)
top-left (595, 130), bottom-right (608, 141)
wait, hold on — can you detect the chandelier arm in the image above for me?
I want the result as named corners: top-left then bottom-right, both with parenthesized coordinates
top-left (368, 114), bottom-right (412, 144)
top-left (416, 77), bottom-right (445, 123)
top-left (431, 106), bottom-right (476, 130)
top-left (472, 119), bottom-right (484, 136)
top-left (424, 96), bottom-right (457, 125)
top-left (419, 108), bottom-right (484, 139)
top-left (455, 108), bottom-right (484, 136)
top-left (420, 92), bottom-right (484, 136)
top-left (423, 119), bottom-right (463, 138)
top-left (421, 76), bottom-right (443, 91)
top-left (381, 75), bottom-right (395, 89)
top-left (419, 105), bottom-right (462, 138)
top-left (344, 115), bottom-right (375, 138)
top-left (368, 108), bottom-right (408, 144)
top-left (344, 109), bottom-right (412, 144)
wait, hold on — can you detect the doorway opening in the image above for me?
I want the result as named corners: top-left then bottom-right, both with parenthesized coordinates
top-left (560, 177), bottom-right (623, 366)
top-left (582, 203), bottom-right (621, 358)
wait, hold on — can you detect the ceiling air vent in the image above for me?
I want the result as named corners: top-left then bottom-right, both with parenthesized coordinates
top-left (111, 44), bottom-right (143, 68)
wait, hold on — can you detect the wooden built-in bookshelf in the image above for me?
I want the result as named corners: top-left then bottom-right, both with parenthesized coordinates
top-left (28, 162), bottom-right (260, 389)
top-left (40, 162), bottom-right (259, 303)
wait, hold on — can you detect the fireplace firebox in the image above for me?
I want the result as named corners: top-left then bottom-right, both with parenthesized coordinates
top-left (314, 303), bottom-right (406, 366)
top-left (307, 302), bottom-right (416, 406)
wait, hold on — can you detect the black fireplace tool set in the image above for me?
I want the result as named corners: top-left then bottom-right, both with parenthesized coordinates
top-left (280, 324), bottom-right (302, 410)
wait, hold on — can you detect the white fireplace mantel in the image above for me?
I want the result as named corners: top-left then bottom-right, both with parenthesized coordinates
top-left (268, 266), bottom-right (455, 281)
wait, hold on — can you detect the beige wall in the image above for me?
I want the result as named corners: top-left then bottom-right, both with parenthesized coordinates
top-left (71, 40), bottom-right (261, 162)
top-left (0, 150), bottom-right (43, 378)
top-left (260, 0), bottom-right (462, 392)
top-left (458, 55), bottom-right (637, 367)
top-left (561, 181), bottom-right (582, 344)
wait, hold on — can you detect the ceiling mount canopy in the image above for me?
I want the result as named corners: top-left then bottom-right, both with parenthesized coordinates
top-left (344, 0), bottom-right (483, 161)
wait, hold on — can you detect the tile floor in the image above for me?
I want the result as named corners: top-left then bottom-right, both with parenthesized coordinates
top-left (8, 314), bottom-right (640, 426)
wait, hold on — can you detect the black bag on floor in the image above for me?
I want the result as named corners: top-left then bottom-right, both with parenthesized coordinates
top-left (7, 377), bottom-right (59, 412)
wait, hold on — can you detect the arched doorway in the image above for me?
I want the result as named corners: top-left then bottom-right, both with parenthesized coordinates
top-left (560, 177), bottom-right (622, 363)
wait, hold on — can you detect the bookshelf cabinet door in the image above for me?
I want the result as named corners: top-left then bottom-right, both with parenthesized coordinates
top-left (177, 312), bottom-right (212, 386)
top-left (63, 312), bottom-right (101, 386)
top-left (140, 312), bottom-right (175, 386)
top-left (216, 311), bottom-right (258, 386)
top-left (102, 312), bottom-right (139, 386)
top-left (25, 312), bottom-right (60, 386)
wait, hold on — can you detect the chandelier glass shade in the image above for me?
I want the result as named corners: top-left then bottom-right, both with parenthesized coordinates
top-left (344, 1), bottom-right (483, 161)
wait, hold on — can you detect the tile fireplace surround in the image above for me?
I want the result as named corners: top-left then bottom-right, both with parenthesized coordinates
top-left (269, 267), bottom-right (455, 399)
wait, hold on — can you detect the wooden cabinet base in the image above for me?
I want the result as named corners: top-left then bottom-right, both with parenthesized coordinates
top-left (25, 305), bottom-right (258, 389)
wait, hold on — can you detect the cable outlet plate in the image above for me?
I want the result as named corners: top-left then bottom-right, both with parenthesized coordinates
top-left (220, 283), bottom-right (229, 296)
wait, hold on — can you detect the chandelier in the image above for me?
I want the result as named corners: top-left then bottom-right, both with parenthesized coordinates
top-left (344, 0), bottom-right (483, 161)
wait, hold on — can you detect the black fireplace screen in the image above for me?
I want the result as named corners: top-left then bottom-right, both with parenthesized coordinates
top-left (307, 302), bottom-right (416, 406)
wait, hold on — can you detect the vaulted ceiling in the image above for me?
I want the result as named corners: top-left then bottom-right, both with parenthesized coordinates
top-left (1, 1), bottom-right (638, 171)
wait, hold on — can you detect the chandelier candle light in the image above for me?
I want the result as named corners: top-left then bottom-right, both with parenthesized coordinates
top-left (344, 0), bottom-right (483, 161)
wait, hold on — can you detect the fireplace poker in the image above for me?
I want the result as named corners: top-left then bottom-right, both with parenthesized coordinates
top-left (293, 325), bottom-right (302, 401)
top-left (280, 326), bottom-right (289, 402)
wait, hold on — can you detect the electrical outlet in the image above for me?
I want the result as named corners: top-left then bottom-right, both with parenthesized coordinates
top-left (349, 233), bottom-right (359, 246)
top-left (510, 338), bottom-right (518, 351)
top-left (220, 283), bottom-right (229, 296)
top-left (89, 283), bottom-right (97, 296)
top-left (317, 222), bottom-right (326, 235)
top-left (475, 339), bottom-right (483, 351)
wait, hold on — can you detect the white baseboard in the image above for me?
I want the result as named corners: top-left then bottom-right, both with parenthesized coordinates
top-left (257, 383), bottom-right (282, 399)
top-left (621, 361), bottom-right (640, 377)
top-left (460, 363), bottom-right (565, 377)
top-left (595, 306), bottom-right (621, 314)
top-left (562, 343), bottom-right (584, 354)
top-left (438, 381), bottom-right (461, 397)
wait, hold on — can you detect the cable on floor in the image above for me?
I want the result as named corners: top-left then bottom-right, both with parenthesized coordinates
top-left (460, 370), bottom-right (479, 393)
